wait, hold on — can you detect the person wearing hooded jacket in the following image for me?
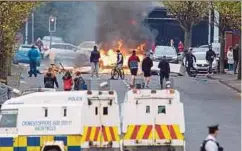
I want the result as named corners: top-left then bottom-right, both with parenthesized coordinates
top-left (28, 45), bottom-right (40, 77)
top-left (44, 68), bottom-right (59, 89)
top-left (158, 56), bottom-right (170, 89)
top-left (185, 47), bottom-right (197, 76)
top-left (206, 45), bottom-right (216, 74)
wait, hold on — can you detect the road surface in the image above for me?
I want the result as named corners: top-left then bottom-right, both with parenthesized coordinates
top-left (18, 65), bottom-right (241, 151)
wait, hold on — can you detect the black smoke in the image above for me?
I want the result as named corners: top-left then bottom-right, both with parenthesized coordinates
top-left (96, 2), bottom-right (159, 51)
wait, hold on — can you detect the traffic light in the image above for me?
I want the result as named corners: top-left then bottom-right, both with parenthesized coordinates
top-left (49, 16), bottom-right (56, 32)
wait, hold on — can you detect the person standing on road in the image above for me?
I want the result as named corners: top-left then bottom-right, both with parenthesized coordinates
top-left (116, 50), bottom-right (124, 69)
top-left (63, 71), bottom-right (73, 91)
top-left (142, 52), bottom-right (153, 88)
top-left (158, 56), bottom-right (170, 89)
top-left (178, 41), bottom-right (184, 53)
top-left (185, 47), bottom-right (197, 76)
top-left (35, 37), bottom-right (43, 52)
top-left (28, 45), bottom-right (40, 77)
top-left (233, 44), bottom-right (239, 74)
top-left (206, 45), bottom-right (216, 74)
top-left (128, 50), bottom-right (140, 88)
top-left (200, 124), bottom-right (223, 151)
top-left (90, 46), bottom-right (100, 79)
top-left (44, 67), bottom-right (59, 89)
top-left (227, 46), bottom-right (234, 71)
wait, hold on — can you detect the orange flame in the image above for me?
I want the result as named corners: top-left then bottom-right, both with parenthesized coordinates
top-left (99, 40), bottom-right (146, 74)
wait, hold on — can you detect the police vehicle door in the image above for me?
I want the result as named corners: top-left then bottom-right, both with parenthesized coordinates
top-left (88, 95), bottom-right (119, 148)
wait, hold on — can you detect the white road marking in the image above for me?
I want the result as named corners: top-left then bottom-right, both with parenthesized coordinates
top-left (122, 79), bottom-right (131, 89)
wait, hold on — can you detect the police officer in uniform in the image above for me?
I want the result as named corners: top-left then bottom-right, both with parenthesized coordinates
top-left (201, 124), bottom-right (223, 151)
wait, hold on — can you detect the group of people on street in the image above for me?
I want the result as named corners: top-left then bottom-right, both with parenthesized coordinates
top-left (89, 45), bottom-right (171, 89)
top-left (43, 68), bottom-right (86, 91)
top-left (226, 44), bottom-right (240, 74)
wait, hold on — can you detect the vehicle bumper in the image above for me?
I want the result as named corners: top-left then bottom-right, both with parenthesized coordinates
top-left (195, 66), bottom-right (217, 73)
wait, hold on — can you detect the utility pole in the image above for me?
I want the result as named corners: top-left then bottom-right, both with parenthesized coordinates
top-left (25, 18), bottom-right (28, 45)
top-left (31, 13), bottom-right (34, 44)
top-left (208, 3), bottom-right (211, 45)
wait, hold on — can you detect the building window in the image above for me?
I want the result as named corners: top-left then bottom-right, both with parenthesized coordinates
top-left (158, 106), bottom-right (166, 114)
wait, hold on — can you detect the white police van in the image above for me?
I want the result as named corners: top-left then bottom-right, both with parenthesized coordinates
top-left (0, 90), bottom-right (121, 151)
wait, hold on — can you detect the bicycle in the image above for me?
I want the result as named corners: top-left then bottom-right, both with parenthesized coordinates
top-left (110, 64), bottom-right (125, 80)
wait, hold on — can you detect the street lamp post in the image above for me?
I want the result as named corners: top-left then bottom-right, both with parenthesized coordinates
top-left (25, 18), bottom-right (28, 45)
top-left (31, 13), bottom-right (34, 44)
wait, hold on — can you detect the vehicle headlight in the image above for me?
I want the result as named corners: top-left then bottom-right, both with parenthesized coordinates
top-left (172, 56), bottom-right (178, 59)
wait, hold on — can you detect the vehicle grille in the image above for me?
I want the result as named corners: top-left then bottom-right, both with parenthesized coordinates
top-left (197, 64), bottom-right (209, 67)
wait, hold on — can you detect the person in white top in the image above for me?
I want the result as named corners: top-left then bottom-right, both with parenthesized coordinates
top-left (201, 124), bottom-right (223, 151)
top-left (227, 46), bottom-right (234, 71)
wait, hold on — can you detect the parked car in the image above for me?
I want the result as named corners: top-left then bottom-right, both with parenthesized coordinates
top-left (42, 36), bottom-right (64, 51)
top-left (48, 43), bottom-right (88, 68)
top-left (78, 41), bottom-right (98, 56)
top-left (199, 42), bottom-right (220, 57)
top-left (13, 45), bottom-right (41, 66)
top-left (153, 46), bottom-right (179, 64)
top-left (192, 51), bottom-right (218, 73)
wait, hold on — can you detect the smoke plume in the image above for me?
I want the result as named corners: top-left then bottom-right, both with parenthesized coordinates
top-left (96, 1), bottom-right (159, 51)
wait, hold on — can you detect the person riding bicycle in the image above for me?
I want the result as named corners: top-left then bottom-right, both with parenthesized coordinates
top-left (116, 49), bottom-right (124, 69)
top-left (110, 50), bottom-right (124, 80)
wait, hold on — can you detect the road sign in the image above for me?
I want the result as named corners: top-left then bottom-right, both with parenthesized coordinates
top-left (49, 16), bottom-right (57, 32)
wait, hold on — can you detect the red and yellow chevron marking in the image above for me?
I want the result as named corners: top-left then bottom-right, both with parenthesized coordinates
top-left (155, 124), bottom-right (184, 140)
top-left (124, 124), bottom-right (184, 140)
top-left (124, 125), bottom-right (153, 140)
top-left (82, 126), bottom-right (120, 142)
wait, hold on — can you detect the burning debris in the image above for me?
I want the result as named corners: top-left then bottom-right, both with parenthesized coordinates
top-left (96, 2), bottom-right (159, 69)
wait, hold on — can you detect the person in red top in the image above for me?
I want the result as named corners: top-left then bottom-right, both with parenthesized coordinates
top-left (178, 41), bottom-right (184, 52)
top-left (128, 50), bottom-right (140, 88)
top-left (151, 42), bottom-right (156, 52)
top-left (62, 71), bottom-right (73, 91)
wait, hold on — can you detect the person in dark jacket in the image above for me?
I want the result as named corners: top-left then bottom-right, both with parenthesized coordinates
top-left (185, 47), bottom-right (197, 76)
top-left (28, 45), bottom-right (40, 77)
top-left (233, 44), bottom-right (239, 74)
top-left (73, 71), bottom-right (86, 90)
top-left (90, 46), bottom-right (100, 79)
top-left (63, 71), bottom-right (73, 91)
top-left (142, 52), bottom-right (153, 88)
top-left (158, 56), bottom-right (170, 89)
top-left (44, 68), bottom-right (59, 89)
top-left (206, 45), bottom-right (216, 74)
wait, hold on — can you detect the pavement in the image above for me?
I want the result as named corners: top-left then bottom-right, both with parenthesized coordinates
top-left (207, 70), bottom-right (241, 93)
top-left (7, 63), bottom-right (241, 151)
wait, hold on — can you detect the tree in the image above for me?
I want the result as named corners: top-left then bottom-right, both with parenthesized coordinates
top-left (163, 1), bottom-right (209, 50)
top-left (211, 1), bottom-right (241, 73)
top-left (0, 2), bottom-right (40, 82)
